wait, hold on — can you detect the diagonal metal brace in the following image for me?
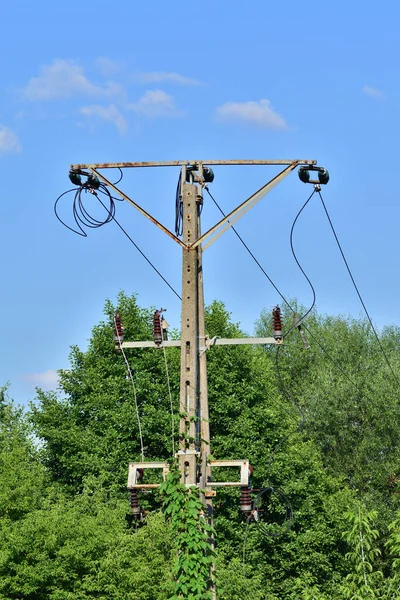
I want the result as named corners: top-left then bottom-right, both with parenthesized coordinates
top-left (89, 168), bottom-right (187, 248)
top-left (192, 163), bottom-right (298, 250)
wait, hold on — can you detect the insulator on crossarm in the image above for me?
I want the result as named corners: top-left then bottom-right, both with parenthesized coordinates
top-left (272, 306), bottom-right (283, 340)
top-left (128, 489), bottom-right (142, 520)
top-left (239, 486), bottom-right (253, 517)
top-left (114, 311), bottom-right (124, 349)
top-left (153, 308), bottom-right (166, 345)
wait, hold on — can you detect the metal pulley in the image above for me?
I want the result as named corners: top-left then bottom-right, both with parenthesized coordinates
top-left (298, 165), bottom-right (329, 185)
top-left (68, 169), bottom-right (100, 190)
top-left (203, 166), bottom-right (215, 183)
top-left (185, 164), bottom-right (215, 183)
top-left (69, 170), bottom-right (82, 186)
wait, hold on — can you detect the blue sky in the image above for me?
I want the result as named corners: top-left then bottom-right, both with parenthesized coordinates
top-left (1, 0), bottom-right (399, 405)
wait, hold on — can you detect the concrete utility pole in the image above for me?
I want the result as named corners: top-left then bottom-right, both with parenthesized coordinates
top-left (69, 158), bottom-right (319, 596)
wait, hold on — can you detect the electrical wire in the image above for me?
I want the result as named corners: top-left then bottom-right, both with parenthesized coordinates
top-left (264, 190), bottom-right (318, 499)
top-left (175, 174), bottom-right (183, 237)
top-left (204, 185), bottom-right (315, 538)
top-left (162, 346), bottom-right (176, 456)
top-left (55, 178), bottom-right (181, 301)
top-left (317, 189), bottom-right (400, 389)
top-left (96, 194), bottom-right (182, 301)
top-left (204, 187), bottom-right (364, 395)
top-left (252, 486), bottom-right (294, 538)
top-left (114, 315), bottom-right (145, 462)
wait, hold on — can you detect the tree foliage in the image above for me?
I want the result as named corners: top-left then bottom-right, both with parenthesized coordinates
top-left (2, 293), bottom-right (400, 597)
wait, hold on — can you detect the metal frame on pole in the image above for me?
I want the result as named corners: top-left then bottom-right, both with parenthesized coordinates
top-left (70, 158), bottom-right (317, 598)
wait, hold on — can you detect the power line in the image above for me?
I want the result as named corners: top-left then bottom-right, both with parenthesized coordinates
top-left (317, 189), bottom-right (400, 389)
top-left (96, 194), bottom-right (182, 301)
top-left (114, 315), bottom-right (145, 462)
top-left (204, 186), bottom-right (364, 395)
top-left (163, 346), bottom-right (176, 457)
top-left (55, 182), bottom-right (182, 301)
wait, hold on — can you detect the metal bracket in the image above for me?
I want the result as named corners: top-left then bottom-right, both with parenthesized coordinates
top-left (127, 461), bottom-right (169, 489)
top-left (207, 459), bottom-right (250, 487)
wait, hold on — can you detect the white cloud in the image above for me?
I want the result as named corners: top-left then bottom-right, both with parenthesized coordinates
top-left (133, 71), bottom-right (202, 86)
top-left (216, 99), bottom-right (288, 130)
top-left (23, 59), bottom-right (122, 101)
top-left (95, 57), bottom-right (121, 76)
top-left (363, 85), bottom-right (384, 99)
top-left (0, 126), bottom-right (22, 154)
top-left (128, 89), bottom-right (182, 118)
top-left (80, 104), bottom-right (128, 133)
top-left (22, 369), bottom-right (59, 390)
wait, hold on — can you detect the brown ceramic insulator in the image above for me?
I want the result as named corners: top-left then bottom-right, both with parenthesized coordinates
top-left (153, 310), bottom-right (163, 345)
top-left (239, 486), bottom-right (252, 514)
top-left (114, 311), bottom-right (124, 344)
top-left (128, 490), bottom-right (141, 517)
top-left (272, 306), bottom-right (283, 340)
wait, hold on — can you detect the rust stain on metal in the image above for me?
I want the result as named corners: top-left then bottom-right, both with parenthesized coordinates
top-left (70, 159), bottom-right (317, 170)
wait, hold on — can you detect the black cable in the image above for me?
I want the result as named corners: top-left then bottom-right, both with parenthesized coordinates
top-left (55, 181), bottom-right (181, 301)
top-left (175, 174), bottom-right (183, 237)
top-left (205, 185), bottom-right (315, 538)
top-left (112, 168), bottom-right (123, 186)
top-left (252, 486), bottom-right (294, 538)
top-left (204, 186), bottom-right (364, 395)
top-left (317, 190), bottom-right (400, 389)
top-left (266, 189), bottom-right (317, 482)
top-left (95, 194), bottom-right (182, 301)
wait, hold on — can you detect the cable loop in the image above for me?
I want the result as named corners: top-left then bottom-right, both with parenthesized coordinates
top-left (55, 171), bottom-right (181, 301)
top-left (252, 486), bottom-right (294, 538)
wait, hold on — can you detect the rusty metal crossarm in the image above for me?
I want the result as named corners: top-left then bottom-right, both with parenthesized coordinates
top-left (70, 159), bottom-right (317, 170)
top-left (89, 168), bottom-right (187, 248)
top-left (192, 163), bottom-right (298, 250)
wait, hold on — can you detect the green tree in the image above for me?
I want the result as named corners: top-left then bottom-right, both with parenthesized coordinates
top-left (256, 306), bottom-right (400, 508)
top-left (0, 392), bottom-right (48, 522)
top-left (0, 479), bottom-right (172, 599)
top-left (31, 292), bottom-right (180, 491)
top-left (28, 294), bottom-right (362, 598)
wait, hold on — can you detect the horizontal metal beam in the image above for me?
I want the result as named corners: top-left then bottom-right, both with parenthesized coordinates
top-left (206, 336), bottom-right (281, 347)
top-left (121, 336), bottom-right (281, 349)
top-left (71, 159), bottom-right (317, 170)
top-left (122, 340), bottom-right (182, 348)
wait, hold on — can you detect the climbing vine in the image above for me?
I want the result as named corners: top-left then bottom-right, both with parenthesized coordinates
top-left (160, 463), bottom-right (215, 600)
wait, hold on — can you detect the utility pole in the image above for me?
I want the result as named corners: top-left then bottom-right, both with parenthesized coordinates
top-left (69, 158), bottom-right (322, 597)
